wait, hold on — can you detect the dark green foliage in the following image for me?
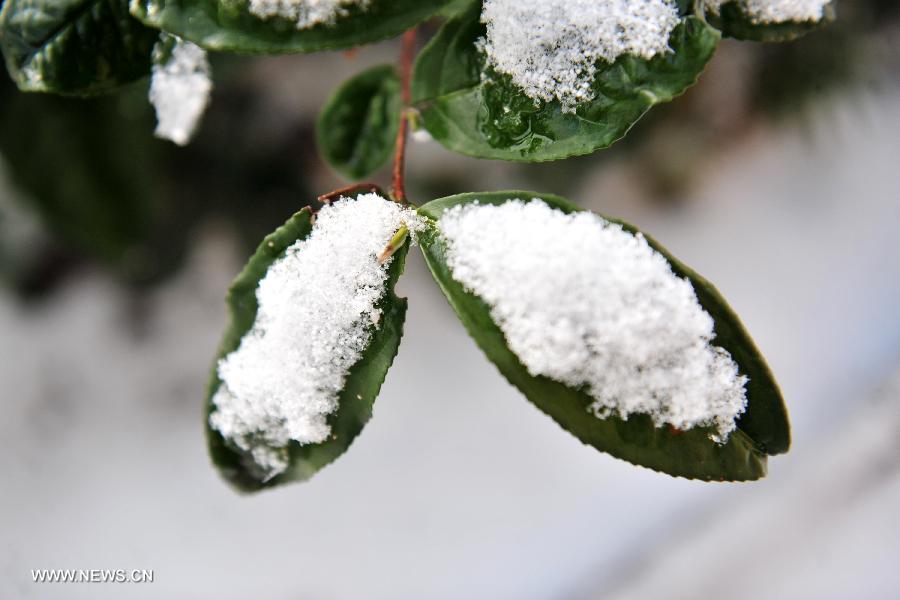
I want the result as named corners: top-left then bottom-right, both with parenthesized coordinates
top-left (411, 2), bottom-right (720, 162)
top-left (206, 209), bottom-right (410, 491)
top-left (317, 64), bottom-right (400, 180)
top-left (129, 0), bottom-right (451, 54)
top-left (417, 191), bottom-right (789, 481)
top-left (0, 0), bottom-right (158, 95)
top-left (0, 79), bottom-right (185, 283)
top-left (0, 60), bottom-right (323, 292)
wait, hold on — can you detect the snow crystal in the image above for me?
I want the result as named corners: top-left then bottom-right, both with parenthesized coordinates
top-left (209, 194), bottom-right (422, 478)
top-left (437, 199), bottom-right (748, 441)
top-left (248, 0), bottom-right (371, 30)
top-left (479, 0), bottom-right (680, 112)
top-left (149, 37), bottom-right (212, 146)
top-left (704, 0), bottom-right (830, 24)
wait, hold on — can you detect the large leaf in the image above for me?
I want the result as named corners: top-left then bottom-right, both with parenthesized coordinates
top-left (316, 64), bottom-right (400, 181)
top-left (411, 2), bottom-right (719, 162)
top-left (417, 191), bottom-right (789, 481)
top-left (130, 0), bottom-right (450, 54)
top-left (0, 0), bottom-right (158, 95)
top-left (706, 1), bottom-right (836, 42)
top-left (206, 207), bottom-right (410, 492)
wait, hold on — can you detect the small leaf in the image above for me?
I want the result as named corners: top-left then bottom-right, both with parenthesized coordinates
top-left (207, 203), bottom-right (410, 492)
top-left (0, 0), bottom-right (158, 95)
top-left (130, 0), bottom-right (451, 54)
top-left (705, 1), bottom-right (836, 42)
top-left (316, 64), bottom-right (400, 181)
top-left (411, 2), bottom-right (719, 162)
top-left (417, 191), bottom-right (790, 481)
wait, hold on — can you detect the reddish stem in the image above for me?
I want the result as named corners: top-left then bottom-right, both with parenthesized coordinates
top-left (391, 28), bottom-right (417, 204)
top-left (317, 182), bottom-right (386, 204)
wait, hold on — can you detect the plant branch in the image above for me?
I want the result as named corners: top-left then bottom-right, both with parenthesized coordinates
top-left (391, 28), bottom-right (416, 205)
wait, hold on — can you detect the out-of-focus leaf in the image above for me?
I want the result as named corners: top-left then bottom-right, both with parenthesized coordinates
top-left (417, 190), bottom-right (790, 481)
top-left (0, 78), bottom-right (185, 283)
top-left (206, 208), bottom-right (409, 492)
top-left (437, 0), bottom-right (474, 18)
top-left (316, 64), bottom-right (400, 181)
top-left (130, 0), bottom-right (450, 54)
top-left (411, 2), bottom-right (719, 162)
top-left (706, 1), bottom-right (836, 42)
top-left (0, 0), bottom-right (158, 95)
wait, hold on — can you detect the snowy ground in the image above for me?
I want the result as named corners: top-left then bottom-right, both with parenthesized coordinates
top-left (1, 85), bottom-right (899, 599)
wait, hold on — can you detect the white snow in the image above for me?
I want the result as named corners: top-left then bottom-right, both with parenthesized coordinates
top-left (247, 0), bottom-right (371, 30)
top-left (479, 0), bottom-right (680, 112)
top-left (21, 63), bottom-right (44, 88)
top-left (704, 0), bottom-right (830, 24)
top-left (209, 194), bottom-right (422, 477)
top-left (437, 199), bottom-right (748, 441)
top-left (149, 37), bottom-right (212, 146)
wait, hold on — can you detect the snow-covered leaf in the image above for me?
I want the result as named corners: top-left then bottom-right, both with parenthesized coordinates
top-left (0, 0), bottom-right (158, 95)
top-left (149, 35), bottom-right (212, 146)
top-left (129, 0), bottom-right (451, 54)
top-left (417, 191), bottom-right (790, 481)
top-left (316, 64), bottom-right (400, 180)
top-left (207, 195), bottom-right (417, 491)
top-left (411, 1), bottom-right (719, 162)
top-left (704, 1), bottom-right (836, 42)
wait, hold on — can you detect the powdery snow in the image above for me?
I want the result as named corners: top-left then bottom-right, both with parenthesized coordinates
top-left (437, 199), bottom-right (748, 441)
top-left (704, 0), bottom-right (830, 24)
top-left (209, 194), bottom-right (422, 478)
top-left (247, 0), bottom-right (371, 30)
top-left (479, 0), bottom-right (680, 112)
top-left (149, 37), bottom-right (212, 146)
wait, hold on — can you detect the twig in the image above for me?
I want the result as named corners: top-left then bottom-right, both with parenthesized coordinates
top-left (391, 28), bottom-right (417, 204)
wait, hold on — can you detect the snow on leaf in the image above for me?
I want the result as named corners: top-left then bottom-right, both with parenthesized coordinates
top-left (209, 194), bottom-right (422, 479)
top-left (479, 0), bottom-right (680, 112)
top-left (247, 0), bottom-right (372, 30)
top-left (148, 36), bottom-right (212, 146)
top-left (704, 0), bottom-right (831, 24)
top-left (436, 199), bottom-right (748, 441)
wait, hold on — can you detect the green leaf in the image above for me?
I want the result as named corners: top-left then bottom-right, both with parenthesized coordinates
top-left (206, 208), bottom-right (409, 492)
top-left (411, 3), bottom-right (719, 162)
top-left (130, 0), bottom-right (450, 54)
top-left (316, 64), bottom-right (400, 181)
top-left (417, 191), bottom-right (790, 481)
top-left (705, 2), bottom-right (836, 42)
top-left (0, 0), bottom-right (158, 95)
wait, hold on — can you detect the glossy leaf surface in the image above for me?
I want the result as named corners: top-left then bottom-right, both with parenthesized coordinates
top-left (316, 64), bottom-right (400, 181)
top-left (0, 0), bottom-right (157, 95)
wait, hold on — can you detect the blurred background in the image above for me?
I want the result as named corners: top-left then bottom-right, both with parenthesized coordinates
top-left (1, 1), bottom-right (899, 598)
